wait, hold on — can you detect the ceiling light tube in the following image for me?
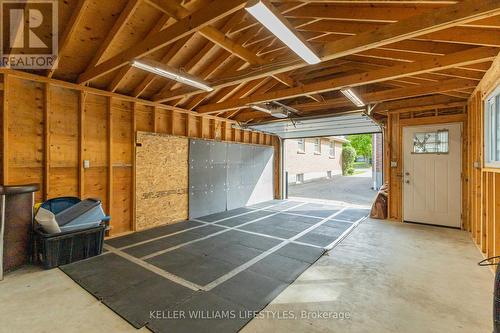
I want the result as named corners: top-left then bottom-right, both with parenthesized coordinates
top-left (131, 59), bottom-right (213, 92)
top-left (340, 88), bottom-right (365, 107)
top-left (246, 0), bottom-right (320, 65)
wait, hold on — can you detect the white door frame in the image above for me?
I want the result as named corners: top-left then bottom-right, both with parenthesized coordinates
top-left (401, 122), bottom-right (463, 228)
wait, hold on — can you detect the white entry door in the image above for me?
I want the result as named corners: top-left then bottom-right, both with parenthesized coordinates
top-left (402, 123), bottom-right (461, 228)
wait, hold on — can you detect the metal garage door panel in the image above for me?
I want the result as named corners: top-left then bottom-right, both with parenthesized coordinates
top-left (247, 113), bottom-right (381, 139)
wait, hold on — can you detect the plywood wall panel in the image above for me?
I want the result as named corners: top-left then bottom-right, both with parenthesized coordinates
top-left (135, 104), bottom-right (154, 132)
top-left (84, 167), bottom-right (108, 211)
top-left (82, 94), bottom-right (108, 212)
top-left (83, 94), bottom-right (108, 167)
top-left (48, 86), bottom-right (79, 198)
top-left (1, 75), bottom-right (276, 236)
top-left (156, 109), bottom-right (170, 134)
top-left (7, 78), bottom-right (44, 201)
top-left (135, 132), bottom-right (188, 231)
top-left (112, 167), bottom-right (132, 234)
top-left (111, 99), bottom-right (133, 164)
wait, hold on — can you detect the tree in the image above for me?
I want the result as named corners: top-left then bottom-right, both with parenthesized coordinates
top-left (347, 134), bottom-right (372, 162)
top-left (342, 143), bottom-right (356, 175)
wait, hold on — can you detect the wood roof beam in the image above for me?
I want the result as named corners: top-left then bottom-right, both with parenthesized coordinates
top-left (77, 0), bottom-right (247, 84)
top-left (156, 0), bottom-right (500, 102)
top-left (85, 0), bottom-right (141, 71)
top-left (285, 4), bottom-right (500, 29)
top-left (195, 47), bottom-right (498, 113)
top-left (47, 0), bottom-right (90, 78)
top-left (299, 21), bottom-right (500, 47)
top-left (106, 12), bottom-right (173, 92)
top-left (374, 95), bottom-right (467, 112)
top-left (292, 78), bottom-right (476, 113)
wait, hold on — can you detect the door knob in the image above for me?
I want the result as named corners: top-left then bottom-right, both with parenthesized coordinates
top-left (405, 180), bottom-right (410, 184)
top-left (405, 172), bottom-right (410, 176)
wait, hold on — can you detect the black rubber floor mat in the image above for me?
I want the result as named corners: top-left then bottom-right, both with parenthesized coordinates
top-left (60, 253), bottom-right (195, 328)
top-left (197, 207), bottom-right (255, 222)
top-left (147, 293), bottom-right (249, 333)
top-left (146, 248), bottom-right (239, 286)
top-left (334, 208), bottom-right (370, 222)
top-left (296, 222), bottom-right (354, 247)
top-left (247, 253), bottom-right (311, 283)
top-left (274, 243), bottom-right (325, 263)
top-left (122, 225), bottom-right (223, 258)
top-left (211, 269), bottom-right (289, 311)
top-left (215, 210), bottom-right (274, 227)
top-left (60, 201), bottom-right (360, 333)
top-left (287, 203), bottom-right (343, 218)
top-left (105, 220), bottom-right (204, 248)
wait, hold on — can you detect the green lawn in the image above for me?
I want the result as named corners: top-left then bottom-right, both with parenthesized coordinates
top-left (353, 161), bottom-right (372, 169)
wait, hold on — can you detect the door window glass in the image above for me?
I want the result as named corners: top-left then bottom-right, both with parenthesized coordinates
top-left (413, 130), bottom-right (449, 154)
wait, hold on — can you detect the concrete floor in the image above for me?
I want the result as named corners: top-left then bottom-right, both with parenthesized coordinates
top-left (0, 219), bottom-right (492, 333)
top-left (288, 169), bottom-right (377, 207)
top-left (242, 219), bottom-right (493, 333)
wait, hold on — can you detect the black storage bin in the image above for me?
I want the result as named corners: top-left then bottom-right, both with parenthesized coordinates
top-left (34, 224), bottom-right (106, 269)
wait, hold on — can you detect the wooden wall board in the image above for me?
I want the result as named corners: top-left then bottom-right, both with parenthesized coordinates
top-left (48, 86), bottom-right (79, 198)
top-left (1, 75), bottom-right (276, 236)
top-left (135, 104), bottom-right (155, 133)
top-left (7, 78), bottom-right (44, 201)
top-left (384, 109), bottom-right (466, 222)
top-left (135, 132), bottom-right (189, 231)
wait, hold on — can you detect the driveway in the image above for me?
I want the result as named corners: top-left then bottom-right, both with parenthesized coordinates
top-left (288, 168), bottom-right (377, 207)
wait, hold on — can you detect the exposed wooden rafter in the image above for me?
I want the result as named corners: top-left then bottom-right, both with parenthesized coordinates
top-left (78, 0), bottom-right (248, 84)
top-left (155, 0), bottom-right (500, 102)
top-left (196, 47), bottom-right (498, 113)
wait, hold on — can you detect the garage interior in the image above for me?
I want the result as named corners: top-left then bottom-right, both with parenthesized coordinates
top-left (1, 0), bottom-right (500, 332)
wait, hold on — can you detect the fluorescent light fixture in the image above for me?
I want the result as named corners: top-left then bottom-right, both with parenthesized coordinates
top-left (131, 59), bottom-right (213, 92)
top-left (246, 0), bottom-right (320, 65)
top-left (340, 88), bottom-right (365, 107)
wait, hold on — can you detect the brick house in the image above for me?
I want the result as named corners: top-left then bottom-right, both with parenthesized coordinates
top-left (285, 137), bottom-right (348, 184)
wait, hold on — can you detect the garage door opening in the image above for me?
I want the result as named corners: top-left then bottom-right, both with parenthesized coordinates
top-left (284, 133), bottom-right (382, 207)
top-left (248, 112), bottom-right (383, 208)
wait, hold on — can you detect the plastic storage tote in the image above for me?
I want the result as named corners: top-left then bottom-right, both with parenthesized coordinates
top-left (34, 223), bottom-right (106, 269)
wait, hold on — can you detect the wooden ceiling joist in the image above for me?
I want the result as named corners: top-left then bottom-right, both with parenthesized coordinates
top-left (77, 0), bottom-right (247, 84)
top-left (292, 78), bottom-right (475, 113)
top-left (47, 0), bottom-right (90, 78)
top-left (374, 94), bottom-right (465, 112)
top-left (196, 47), bottom-right (498, 113)
top-left (6, 0), bottom-right (500, 127)
top-left (155, 0), bottom-right (500, 102)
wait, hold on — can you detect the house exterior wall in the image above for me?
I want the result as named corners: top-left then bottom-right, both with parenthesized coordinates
top-left (285, 138), bottom-right (343, 183)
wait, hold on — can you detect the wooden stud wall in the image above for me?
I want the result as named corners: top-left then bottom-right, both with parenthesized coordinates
top-left (383, 110), bottom-right (467, 222)
top-left (466, 82), bottom-right (500, 261)
top-left (0, 74), bottom-right (276, 236)
top-left (382, 52), bottom-right (500, 267)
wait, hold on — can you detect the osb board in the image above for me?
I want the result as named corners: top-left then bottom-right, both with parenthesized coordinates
top-left (135, 132), bottom-right (188, 231)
